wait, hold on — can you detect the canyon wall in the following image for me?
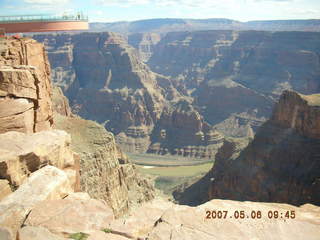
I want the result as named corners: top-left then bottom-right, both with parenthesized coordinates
top-left (35, 33), bottom-right (174, 154)
top-left (0, 36), bottom-right (154, 222)
top-left (148, 99), bottom-right (224, 158)
top-left (34, 32), bottom-right (198, 155)
top-left (183, 90), bottom-right (320, 206)
top-left (34, 30), bottom-right (320, 158)
top-left (0, 38), bottom-right (53, 133)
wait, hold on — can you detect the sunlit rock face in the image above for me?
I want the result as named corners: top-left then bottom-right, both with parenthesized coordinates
top-left (35, 32), bottom-right (171, 154)
top-left (148, 100), bottom-right (224, 158)
top-left (201, 91), bottom-right (320, 206)
top-left (0, 38), bottom-right (53, 133)
top-left (34, 30), bottom-right (320, 157)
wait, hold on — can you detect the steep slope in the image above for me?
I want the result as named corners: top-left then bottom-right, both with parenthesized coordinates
top-left (148, 99), bottom-right (224, 158)
top-left (52, 85), bottom-right (155, 216)
top-left (184, 90), bottom-right (320, 206)
top-left (0, 36), bottom-right (154, 220)
top-left (147, 30), bottom-right (320, 134)
top-left (0, 37), bottom-right (53, 133)
top-left (34, 30), bottom-right (320, 157)
top-left (148, 30), bottom-right (274, 133)
top-left (34, 32), bottom-right (177, 153)
top-left (128, 33), bottom-right (161, 62)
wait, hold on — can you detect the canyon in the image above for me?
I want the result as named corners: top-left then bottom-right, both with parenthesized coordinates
top-left (0, 26), bottom-right (319, 239)
top-left (33, 30), bottom-right (320, 158)
top-left (177, 90), bottom-right (320, 207)
top-left (0, 37), bottom-right (155, 240)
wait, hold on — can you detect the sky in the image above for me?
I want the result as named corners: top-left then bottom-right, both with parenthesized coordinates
top-left (0, 0), bottom-right (319, 22)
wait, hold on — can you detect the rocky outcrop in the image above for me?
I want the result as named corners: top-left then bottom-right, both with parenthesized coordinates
top-left (53, 113), bottom-right (155, 216)
top-left (34, 32), bottom-right (172, 154)
top-left (0, 130), bottom-right (78, 189)
top-left (17, 226), bottom-right (67, 240)
top-left (145, 199), bottom-right (320, 240)
top-left (25, 194), bottom-right (114, 236)
top-left (52, 86), bottom-right (72, 117)
top-left (213, 112), bottom-right (261, 138)
top-left (201, 90), bottom-right (320, 206)
top-left (147, 30), bottom-right (320, 127)
top-left (0, 166), bottom-right (73, 240)
top-left (0, 180), bottom-right (11, 201)
top-left (0, 38), bottom-right (53, 133)
top-left (128, 33), bottom-right (161, 62)
top-left (105, 197), bottom-right (320, 240)
top-left (270, 91), bottom-right (320, 138)
top-left (172, 137), bottom-right (250, 205)
top-left (148, 100), bottom-right (224, 158)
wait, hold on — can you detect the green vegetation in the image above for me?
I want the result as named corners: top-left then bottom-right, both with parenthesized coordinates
top-left (69, 232), bottom-right (89, 240)
top-left (137, 163), bottom-right (213, 177)
top-left (136, 162), bottom-right (213, 197)
top-left (154, 175), bottom-right (206, 195)
top-left (128, 153), bottom-right (212, 167)
top-left (102, 228), bottom-right (112, 233)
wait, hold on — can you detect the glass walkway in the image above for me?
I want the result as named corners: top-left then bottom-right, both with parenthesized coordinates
top-left (0, 13), bottom-right (88, 24)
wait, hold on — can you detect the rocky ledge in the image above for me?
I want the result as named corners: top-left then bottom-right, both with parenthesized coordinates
top-left (198, 90), bottom-right (320, 206)
top-left (0, 37), bottom-right (53, 133)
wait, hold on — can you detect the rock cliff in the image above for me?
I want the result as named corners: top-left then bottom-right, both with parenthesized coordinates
top-left (0, 38), bottom-right (53, 133)
top-left (34, 30), bottom-right (320, 158)
top-left (34, 32), bottom-right (173, 154)
top-left (143, 30), bottom-right (320, 138)
top-left (147, 30), bottom-right (275, 131)
top-left (0, 36), bottom-right (154, 240)
top-left (148, 99), bottom-right (224, 158)
top-left (196, 90), bottom-right (320, 206)
top-left (128, 33), bottom-right (161, 62)
top-left (53, 113), bottom-right (155, 216)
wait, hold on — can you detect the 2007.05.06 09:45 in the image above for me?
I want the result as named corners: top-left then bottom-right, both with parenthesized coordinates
top-left (205, 210), bottom-right (296, 219)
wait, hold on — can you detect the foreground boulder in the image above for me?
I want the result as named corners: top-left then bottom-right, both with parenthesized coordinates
top-left (146, 199), bottom-right (320, 240)
top-left (0, 37), bottom-right (53, 134)
top-left (25, 193), bottom-right (114, 236)
top-left (95, 198), bottom-right (320, 240)
top-left (0, 180), bottom-right (11, 201)
top-left (0, 130), bottom-right (78, 189)
top-left (17, 226), bottom-right (67, 240)
top-left (0, 166), bottom-right (73, 240)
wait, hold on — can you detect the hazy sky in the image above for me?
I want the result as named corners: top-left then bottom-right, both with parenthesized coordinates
top-left (0, 0), bottom-right (319, 22)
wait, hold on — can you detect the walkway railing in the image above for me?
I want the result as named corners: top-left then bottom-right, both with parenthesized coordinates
top-left (0, 13), bottom-right (88, 23)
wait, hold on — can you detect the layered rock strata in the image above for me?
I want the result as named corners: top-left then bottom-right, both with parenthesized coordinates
top-left (148, 100), bottom-right (224, 158)
top-left (201, 90), bottom-right (320, 206)
top-left (172, 137), bottom-right (250, 205)
top-left (0, 38), bottom-right (53, 133)
top-left (128, 33), bottom-right (161, 62)
top-left (0, 130), bottom-right (79, 189)
top-left (53, 113), bottom-right (155, 216)
top-left (0, 166), bottom-right (73, 240)
top-left (34, 32), bottom-right (173, 154)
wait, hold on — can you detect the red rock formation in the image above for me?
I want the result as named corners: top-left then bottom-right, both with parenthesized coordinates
top-left (148, 100), bottom-right (224, 158)
top-left (0, 37), bottom-right (53, 133)
top-left (205, 90), bottom-right (320, 206)
top-left (34, 32), bottom-right (174, 153)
